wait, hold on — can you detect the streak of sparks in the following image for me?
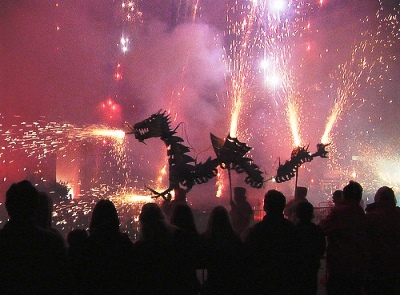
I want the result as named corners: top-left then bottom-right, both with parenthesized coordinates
top-left (1, 120), bottom-right (126, 161)
top-left (286, 95), bottom-right (302, 147)
top-left (215, 168), bottom-right (224, 198)
top-left (226, 1), bottom-right (258, 139)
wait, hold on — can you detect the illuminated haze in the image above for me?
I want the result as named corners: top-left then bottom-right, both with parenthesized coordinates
top-left (0, 0), bottom-right (399, 206)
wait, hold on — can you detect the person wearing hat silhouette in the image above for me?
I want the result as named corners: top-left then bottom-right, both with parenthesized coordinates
top-left (230, 186), bottom-right (254, 236)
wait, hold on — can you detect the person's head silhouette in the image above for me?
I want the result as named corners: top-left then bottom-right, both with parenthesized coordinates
top-left (343, 180), bottom-right (363, 202)
top-left (6, 180), bottom-right (39, 222)
top-left (374, 186), bottom-right (396, 205)
top-left (295, 186), bottom-right (308, 199)
top-left (296, 201), bottom-right (314, 222)
top-left (263, 189), bottom-right (286, 216)
top-left (89, 199), bottom-right (119, 234)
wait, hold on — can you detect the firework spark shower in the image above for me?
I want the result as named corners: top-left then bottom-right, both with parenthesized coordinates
top-left (0, 0), bottom-right (399, 205)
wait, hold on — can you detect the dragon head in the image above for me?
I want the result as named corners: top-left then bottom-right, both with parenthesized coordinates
top-left (125, 110), bottom-right (171, 143)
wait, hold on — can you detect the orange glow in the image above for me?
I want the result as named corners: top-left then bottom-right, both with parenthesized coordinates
top-left (229, 99), bottom-right (241, 138)
top-left (157, 164), bottom-right (167, 184)
top-left (89, 127), bottom-right (125, 141)
top-left (215, 168), bottom-right (224, 198)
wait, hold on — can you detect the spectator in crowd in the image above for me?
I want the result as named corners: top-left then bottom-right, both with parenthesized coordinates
top-left (161, 187), bottom-right (188, 220)
top-left (133, 202), bottom-right (187, 294)
top-left (76, 199), bottom-right (135, 294)
top-left (296, 201), bottom-right (326, 295)
top-left (35, 191), bottom-right (65, 243)
top-left (201, 206), bottom-right (244, 295)
top-left (0, 180), bottom-right (70, 294)
top-left (67, 228), bottom-right (88, 292)
top-left (319, 181), bottom-right (368, 295)
top-left (284, 186), bottom-right (309, 223)
top-left (229, 186), bottom-right (254, 237)
top-left (170, 203), bottom-right (204, 295)
top-left (34, 192), bottom-right (53, 230)
top-left (332, 190), bottom-right (343, 207)
top-left (244, 189), bottom-right (304, 294)
top-left (364, 186), bottom-right (400, 295)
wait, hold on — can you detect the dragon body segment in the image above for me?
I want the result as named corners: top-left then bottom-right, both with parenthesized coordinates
top-left (210, 133), bottom-right (264, 189)
top-left (274, 143), bottom-right (330, 183)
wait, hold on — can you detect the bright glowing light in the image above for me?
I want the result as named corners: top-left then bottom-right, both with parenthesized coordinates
top-left (68, 187), bottom-right (75, 199)
top-left (90, 128), bottom-right (126, 140)
top-left (229, 98), bottom-right (241, 138)
top-left (260, 59), bottom-right (270, 69)
top-left (120, 193), bottom-right (154, 203)
top-left (120, 37), bottom-right (129, 53)
top-left (266, 73), bottom-right (281, 88)
top-left (115, 72), bottom-right (122, 80)
top-left (120, 37), bottom-right (128, 45)
top-left (321, 93), bottom-right (345, 144)
top-left (157, 164), bottom-right (167, 183)
top-left (286, 99), bottom-right (301, 147)
top-left (271, 0), bottom-right (286, 12)
top-left (215, 168), bottom-right (224, 198)
top-left (226, 1), bottom-right (258, 139)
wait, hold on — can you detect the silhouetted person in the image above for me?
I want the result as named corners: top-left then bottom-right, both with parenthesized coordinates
top-left (364, 186), bottom-right (400, 295)
top-left (161, 187), bottom-right (188, 219)
top-left (200, 206), bottom-right (243, 295)
top-left (78, 199), bottom-right (135, 294)
top-left (170, 203), bottom-right (204, 295)
top-left (332, 189), bottom-right (343, 207)
top-left (296, 201), bottom-right (326, 295)
top-left (133, 202), bottom-right (186, 294)
top-left (229, 186), bottom-right (254, 237)
top-left (284, 186), bottom-right (309, 223)
top-left (67, 228), bottom-right (88, 293)
top-left (35, 191), bottom-right (65, 243)
top-left (35, 192), bottom-right (53, 229)
top-left (244, 190), bottom-right (303, 295)
top-left (0, 180), bottom-right (70, 294)
top-left (319, 181), bottom-right (367, 295)
top-left (67, 229), bottom-right (88, 252)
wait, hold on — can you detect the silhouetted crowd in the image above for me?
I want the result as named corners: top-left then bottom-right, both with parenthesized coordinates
top-left (0, 180), bottom-right (399, 295)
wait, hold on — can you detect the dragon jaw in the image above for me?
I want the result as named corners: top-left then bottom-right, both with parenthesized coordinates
top-left (126, 110), bottom-right (170, 143)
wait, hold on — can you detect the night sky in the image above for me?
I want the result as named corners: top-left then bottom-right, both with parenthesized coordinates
top-left (0, 0), bottom-right (399, 206)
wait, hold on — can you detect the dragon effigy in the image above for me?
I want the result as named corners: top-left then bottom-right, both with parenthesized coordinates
top-left (274, 143), bottom-right (330, 183)
top-left (210, 133), bottom-right (264, 189)
top-left (125, 110), bottom-right (264, 199)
